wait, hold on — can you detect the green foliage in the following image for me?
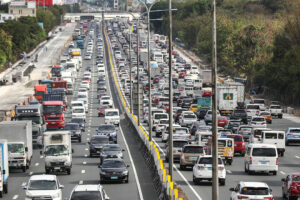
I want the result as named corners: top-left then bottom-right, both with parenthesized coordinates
top-left (0, 6), bottom-right (64, 69)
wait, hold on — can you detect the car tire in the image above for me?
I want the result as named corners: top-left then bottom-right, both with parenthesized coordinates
top-left (244, 164), bottom-right (248, 173)
top-left (180, 165), bottom-right (186, 170)
top-left (193, 175), bottom-right (198, 185)
top-left (281, 151), bottom-right (284, 157)
top-left (241, 152), bottom-right (245, 157)
top-left (286, 141), bottom-right (289, 146)
top-left (272, 171), bottom-right (277, 176)
top-left (67, 168), bottom-right (71, 175)
top-left (220, 179), bottom-right (225, 186)
top-left (45, 168), bottom-right (50, 174)
top-left (3, 183), bottom-right (8, 194)
top-left (22, 166), bottom-right (26, 172)
top-left (125, 176), bottom-right (129, 183)
top-left (0, 191), bottom-right (3, 198)
top-left (78, 138), bottom-right (82, 143)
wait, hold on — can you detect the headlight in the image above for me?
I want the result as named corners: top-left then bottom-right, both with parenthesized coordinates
top-left (100, 171), bottom-right (106, 175)
top-left (122, 170), bottom-right (128, 175)
top-left (26, 193), bottom-right (34, 198)
top-left (52, 193), bottom-right (60, 198)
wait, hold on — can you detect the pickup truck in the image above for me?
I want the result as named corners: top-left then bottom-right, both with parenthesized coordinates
top-left (269, 104), bottom-right (283, 118)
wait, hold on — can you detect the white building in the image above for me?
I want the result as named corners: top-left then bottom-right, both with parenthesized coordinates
top-left (0, 13), bottom-right (14, 23)
top-left (9, 1), bottom-right (36, 19)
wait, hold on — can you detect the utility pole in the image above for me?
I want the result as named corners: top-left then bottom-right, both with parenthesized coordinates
top-left (168, 0), bottom-right (173, 179)
top-left (211, 0), bottom-right (219, 199)
top-left (147, 8), bottom-right (152, 142)
top-left (129, 31), bottom-right (133, 112)
top-left (136, 18), bottom-right (141, 126)
top-left (102, 0), bottom-right (104, 29)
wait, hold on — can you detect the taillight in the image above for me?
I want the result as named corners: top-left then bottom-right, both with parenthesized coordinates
top-left (264, 197), bottom-right (274, 199)
top-left (246, 109), bottom-right (250, 112)
top-left (276, 158), bottom-right (278, 165)
top-left (218, 166), bottom-right (224, 170)
top-left (237, 195), bottom-right (249, 199)
top-left (181, 153), bottom-right (184, 159)
top-left (197, 165), bottom-right (204, 170)
top-left (250, 157), bottom-right (252, 164)
top-left (192, 126), bottom-right (196, 129)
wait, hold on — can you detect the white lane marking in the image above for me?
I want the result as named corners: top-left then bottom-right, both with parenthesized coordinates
top-left (88, 129), bottom-right (91, 132)
top-left (81, 170), bottom-right (86, 174)
top-left (280, 171), bottom-right (286, 175)
top-left (29, 171), bottom-right (33, 175)
top-left (12, 195), bottom-right (19, 199)
top-left (87, 138), bottom-right (90, 141)
top-left (35, 163), bottom-right (39, 166)
top-left (119, 126), bottom-right (144, 200)
top-left (84, 154), bottom-right (88, 157)
top-left (226, 170), bottom-right (232, 174)
top-left (87, 133), bottom-right (90, 136)
top-left (296, 156), bottom-right (300, 159)
top-left (83, 161), bottom-right (87, 165)
top-left (79, 180), bottom-right (83, 185)
top-left (85, 148), bottom-right (88, 151)
top-left (22, 182), bottom-right (26, 186)
top-left (40, 156), bottom-right (44, 159)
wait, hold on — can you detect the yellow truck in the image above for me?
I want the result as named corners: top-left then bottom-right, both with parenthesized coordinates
top-left (207, 137), bottom-right (234, 165)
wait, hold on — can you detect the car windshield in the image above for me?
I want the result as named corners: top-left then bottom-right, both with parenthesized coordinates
top-left (106, 111), bottom-right (118, 116)
top-left (247, 105), bottom-right (259, 109)
top-left (240, 128), bottom-right (252, 132)
top-left (289, 129), bottom-right (300, 133)
top-left (252, 148), bottom-right (276, 157)
top-left (98, 125), bottom-right (115, 132)
top-left (155, 114), bottom-right (168, 119)
top-left (8, 143), bottom-right (24, 153)
top-left (183, 146), bottom-right (203, 153)
top-left (173, 141), bottom-right (188, 148)
top-left (234, 110), bottom-right (246, 113)
top-left (198, 157), bottom-right (222, 164)
top-left (102, 160), bottom-right (126, 168)
top-left (28, 180), bottom-right (57, 190)
top-left (64, 124), bottom-right (80, 130)
top-left (16, 116), bottom-right (41, 124)
top-left (292, 175), bottom-right (300, 181)
top-left (91, 137), bottom-right (109, 144)
top-left (71, 191), bottom-right (102, 200)
top-left (270, 105), bottom-right (281, 109)
top-left (45, 145), bottom-right (68, 156)
top-left (227, 135), bottom-right (243, 142)
top-left (241, 187), bottom-right (269, 195)
top-left (253, 118), bottom-right (265, 122)
top-left (73, 109), bottom-right (84, 113)
top-left (218, 140), bottom-right (227, 147)
top-left (103, 146), bottom-right (121, 151)
top-left (253, 100), bottom-right (265, 104)
top-left (184, 114), bottom-right (196, 119)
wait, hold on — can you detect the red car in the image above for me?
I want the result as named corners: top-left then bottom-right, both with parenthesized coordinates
top-left (226, 134), bottom-right (245, 156)
top-left (179, 72), bottom-right (185, 78)
top-left (217, 116), bottom-right (228, 127)
top-left (98, 105), bottom-right (110, 117)
top-left (153, 77), bottom-right (160, 84)
top-left (282, 173), bottom-right (300, 199)
top-left (202, 90), bottom-right (212, 97)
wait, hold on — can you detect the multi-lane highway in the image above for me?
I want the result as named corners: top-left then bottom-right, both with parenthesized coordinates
top-left (3, 20), bottom-right (158, 200)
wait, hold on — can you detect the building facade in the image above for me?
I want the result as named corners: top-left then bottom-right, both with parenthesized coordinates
top-left (9, 1), bottom-right (36, 19)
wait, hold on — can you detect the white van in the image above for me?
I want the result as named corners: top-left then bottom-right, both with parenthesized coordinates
top-left (261, 131), bottom-right (285, 156)
top-left (98, 68), bottom-right (105, 76)
top-left (246, 104), bottom-right (260, 118)
top-left (104, 109), bottom-right (120, 126)
top-left (250, 128), bottom-right (271, 144)
top-left (244, 143), bottom-right (278, 175)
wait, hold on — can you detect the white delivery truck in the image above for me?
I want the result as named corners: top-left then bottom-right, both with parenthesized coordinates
top-left (0, 140), bottom-right (9, 197)
top-left (0, 121), bottom-right (32, 172)
top-left (224, 81), bottom-right (245, 104)
top-left (202, 70), bottom-right (212, 87)
top-left (139, 48), bottom-right (148, 64)
top-left (42, 131), bottom-right (72, 175)
top-left (217, 86), bottom-right (238, 115)
top-left (150, 61), bottom-right (160, 77)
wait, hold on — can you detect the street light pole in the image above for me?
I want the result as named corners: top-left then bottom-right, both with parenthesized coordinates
top-left (211, 0), bottom-right (219, 199)
top-left (136, 18), bottom-right (141, 125)
top-left (168, 0), bottom-right (173, 179)
top-left (146, 6), bottom-right (152, 142)
top-left (129, 31), bottom-right (133, 112)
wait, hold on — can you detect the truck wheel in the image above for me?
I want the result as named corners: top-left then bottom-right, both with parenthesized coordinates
top-left (45, 168), bottom-right (50, 174)
top-left (67, 168), bottom-right (71, 175)
top-left (273, 171), bottom-right (277, 176)
top-left (281, 151), bottom-right (285, 157)
top-left (220, 179), bottom-right (226, 186)
top-left (180, 165), bottom-right (186, 170)
top-left (22, 166), bottom-right (26, 172)
top-left (78, 138), bottom-right (81, 143)
top-left (3, 183), bottom-right (8, 194)
top-left (279, 115), bottom-right (283, 119)
top-left (0, 191), bottom-right (3, 198)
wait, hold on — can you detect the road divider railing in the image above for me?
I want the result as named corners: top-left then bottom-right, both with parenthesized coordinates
top-left (104, 26), bottom-right (186, 200)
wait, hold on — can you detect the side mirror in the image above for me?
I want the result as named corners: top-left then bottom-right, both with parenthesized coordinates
top-left (281, 178), bottom-right (286, 182)
top-left (127, 165), bottom-right (130, 168)
top-left (59, 185), bottom-right (64, 189)
top-left (88, 141), bottom-right (91, 144)
top-left (40, 151), bottom-right (43, 155)
top-left (122, 149), bottom-right (125, 152)
top-left (229, 188), bottom-right (235, 191)
top-left (25, 147), bottom-right (28, 152)
top-left (22, 185), bottom-right (27, 190)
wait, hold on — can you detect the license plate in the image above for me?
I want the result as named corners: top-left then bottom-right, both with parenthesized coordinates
top-left (207, 167), bottom-right (212, 170)
top-left (51, 122), bottom-right (56, 124)
top-left (260, 161), bottom-right (268, 164)
top-left (54, 167), bottom-right (60, 170)
top-left (111, 176), bottom-right (118, 180)
top-left (190, 156), bottom-right (197, 160)
top-left (294, 135), bottom-right (300, 138)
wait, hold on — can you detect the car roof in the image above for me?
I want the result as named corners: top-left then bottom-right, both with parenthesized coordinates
top-left (240, 182), bottom-right (269, 188)
top-left (73, 184), bottom-right (102, 192)
top-left (29, 174), bottom-right (57, 181)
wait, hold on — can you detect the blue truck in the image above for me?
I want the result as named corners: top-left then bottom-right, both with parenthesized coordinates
top-left (76, 39), bottom-right (84, 49)
top-left (0, 140), bottom-right (9, 197)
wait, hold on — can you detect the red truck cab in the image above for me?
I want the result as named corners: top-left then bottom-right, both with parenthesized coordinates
top-left (226, 134), bottom-right (245, 156)
top-left (42, 101), bottom-right (65, 129)
top-left (282, 173), bottom-right (300, 199)
top-left (34, 85), bottom-right (47, 102)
